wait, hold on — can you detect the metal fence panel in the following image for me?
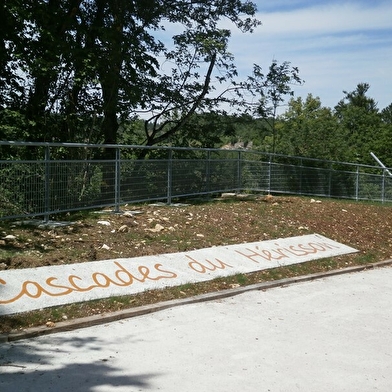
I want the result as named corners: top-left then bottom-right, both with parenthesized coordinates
top-left (241, 159), bottom-right (270, 191)
top-left (120, 158), bottom-right (169, 203)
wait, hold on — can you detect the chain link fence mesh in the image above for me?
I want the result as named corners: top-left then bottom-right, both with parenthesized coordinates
top-left (1, 142), bottom-right (391, 220)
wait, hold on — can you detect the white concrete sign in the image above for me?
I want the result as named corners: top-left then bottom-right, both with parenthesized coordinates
top-left (0, 234), bottom-right (358, 315)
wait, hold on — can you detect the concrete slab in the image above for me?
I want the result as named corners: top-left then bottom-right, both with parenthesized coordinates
top-left (0, 234), bottom-right (357, 315)
top-left (1, 265), bottom-right (391, 392)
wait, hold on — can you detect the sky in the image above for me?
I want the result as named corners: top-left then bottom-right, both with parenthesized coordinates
top-left (224, 0), bottom-right (392, 112)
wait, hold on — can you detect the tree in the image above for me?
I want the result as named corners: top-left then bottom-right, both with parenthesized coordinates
top-left (278, 94), bottom-right (343, 160)
top-left (137, 1), bottom-right (262, 149)
top-left (141, 29), bottom-right (235, 147)
top-left (371, 103), bottom-right (392, 168)
top-left (335, 83), bottom-right (378, 115)
top-left (381, 103), bottom-right (392, 125)
top-left (334, 83), bottom-right (381, 164)
top-left (21, 1), bottom-right (83, 140)
top-left (1, 0), bottom-right (260, 146)
top-left (239, 60), bottom-right (304, 153)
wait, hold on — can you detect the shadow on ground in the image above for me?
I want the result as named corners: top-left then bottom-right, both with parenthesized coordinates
top-left (0, 334), bottom-right (159, 391)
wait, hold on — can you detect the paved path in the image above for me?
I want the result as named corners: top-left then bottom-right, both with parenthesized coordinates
top-left (1, 266), bottom-right (391, 392)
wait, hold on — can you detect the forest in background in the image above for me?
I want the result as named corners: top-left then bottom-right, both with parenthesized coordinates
top-left (1, 1), bottom-right (392, 168)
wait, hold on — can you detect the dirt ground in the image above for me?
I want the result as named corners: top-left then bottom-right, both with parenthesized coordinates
top-left (1, 194), bottom-right (392, 270)
top-left (1, 194), bottom-right (392, 332)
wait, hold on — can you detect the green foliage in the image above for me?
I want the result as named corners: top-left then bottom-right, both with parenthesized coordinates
top-left (0, 109), bottom-right (28, 141)
top-left (269, 85), bottom-right (392, 168)
top-left (243, 60), bottom-right (304, 153)
top-left (0, 162), bottom-right (44, 217)
top-left (157, 112), bottom-right (236, 149)
top-left (334, 83), bottom-right (382, 165)
top-left (277, 94), bottom-right (344, 160)
top-left (1, 0), bottom-right (260, 147)
top-left (381, 104), bottom-right (392, 124)
top-left (2, 1), bottom-right (392, 172)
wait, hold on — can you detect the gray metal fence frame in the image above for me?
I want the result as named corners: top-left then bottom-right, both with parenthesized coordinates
top-left (1, 141), bottom-right (391, 221)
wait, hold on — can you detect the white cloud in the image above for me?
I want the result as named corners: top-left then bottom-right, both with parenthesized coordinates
top-left (254, 2), bottom-right (392, 36)
top-left (151, 1), bottom-right (392, 111)
top-left (223, 1), bottom-right (392, 110)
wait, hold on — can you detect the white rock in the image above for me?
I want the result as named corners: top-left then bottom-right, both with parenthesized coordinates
top-left (97, 220), bottom-right (111, 226)
top-left (146, 223), bottom-right (165, 233)
top-left (101, 244), bottom-right (110, 250)
top-left (154, 223), bottom-right (165, 232)
top-left (221, 192), bottom-right (236, 198)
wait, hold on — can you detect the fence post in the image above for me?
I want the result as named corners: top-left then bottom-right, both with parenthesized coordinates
top-left (355, 165), bottom-right (359, 201)
top-left (206, 149), bottom-right (211, 194)
top-left (382, 169), bottom-right (386, 203)
top-left (167, 148), bottom-right (173, 205)
top-left (114, 146), bottom-right (121, 213)
top-left (299, 158), bottom-right (303, 195)
top-left (267, 155), bottom-right (272, 194)
top-left (237, 150), bottom-right (242, 192)
top-left (44, 145), bottom-right (50, 223)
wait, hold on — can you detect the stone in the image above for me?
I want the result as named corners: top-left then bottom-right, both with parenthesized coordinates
top-left (118, 225), bottom-right (129, 233)
top-left (146, 223), bottom-right (165, 233)
top-left (97, 220), bottom-right (111, 226)
top-left (221, 192), bottom-right (236, 198)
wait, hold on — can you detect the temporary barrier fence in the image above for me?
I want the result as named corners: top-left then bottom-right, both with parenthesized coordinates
top-left (1, 141), bottom-right (391, 221)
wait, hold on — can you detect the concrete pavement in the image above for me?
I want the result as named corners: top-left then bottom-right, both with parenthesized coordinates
top-left (1, 265), bottom-right (392, 391)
